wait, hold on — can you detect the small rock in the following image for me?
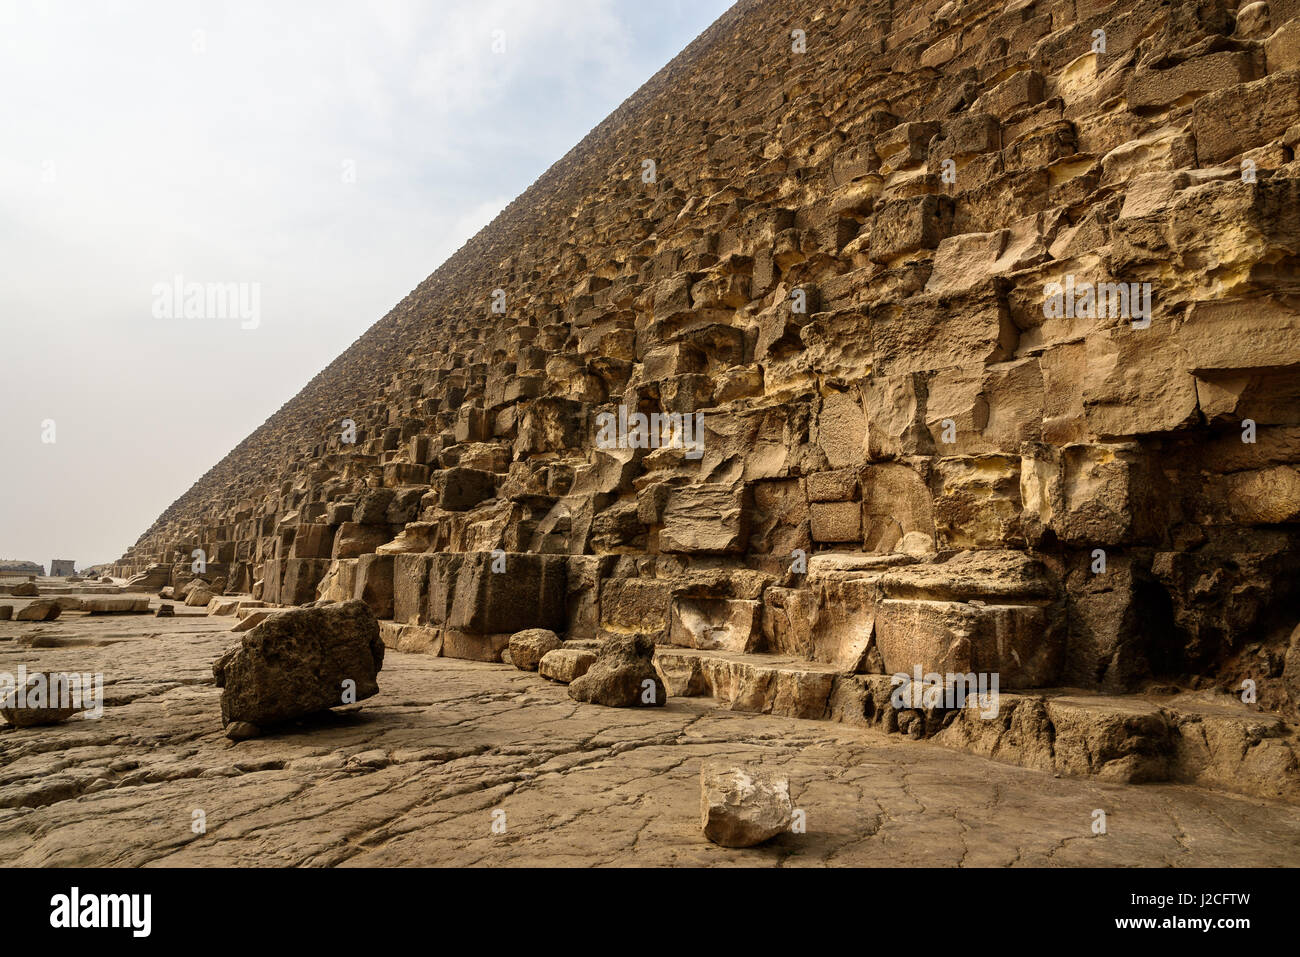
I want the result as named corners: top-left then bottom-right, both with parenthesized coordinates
top-left (539, 648), bottom-right (597, 683)
top-left (225, 721), bottom-right (261, 741)
top-left (568, 634), bottom-right (666, 707)
top-left (700, 763), bottom-right (794, 848)
top-left (155, 603), bottom-right (174, 617)
top-left (508, 628), bottom-right (563, 671)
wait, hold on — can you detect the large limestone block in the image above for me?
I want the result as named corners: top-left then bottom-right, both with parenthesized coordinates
top-left (354, 489), bottom-right (396, 525)
top-left (288, 523), bottom-right (335, 560)
top-left (810, 501), bottom-right (862, 543)
top-left (599, 577), bottom-right (672, 640)
top-left (867, 194), bottom-right (954, 263)
top-left (121, 563), bottom-right (170, 592)
top-left (1266, 19), bottom-right (1300, 71)
top-left (869, 281), bottom-right (1017, 377)
top-left (931, 455), bottom-right (1023, 548)
top-left (806, 469), bottom-right (857, 502)
top-left (817, 390), bottom-right (867, 468)
top-left (1216, 465), bottom-right (1300, 524)
top-left (700, 763), bottom-right (793, 848)
top-left (515, 397), bottom-right (586, 456)
top-left (861, 462), bottom-right (935, 554)
top-left (282, 558), bottom-right (330, 606)
top-left (212, 600), bottom-right (384, 729)
top-left (1192, 69), bottom-right (1300, 163)
top-left (332, 522), bottom-right (394, 560)
top-left (441, 629), bottom-right (511, 662)
top-left (316, 559), bottom-right (358, 603)
top-left (1179, 297), bottom-right (1300, 372)
top-left (747, 479), bottom-right (810, 561)
top-left (1082, 324), bottom-right (1199, 437)
top-left (761, 587), bottom-right (817, 658)
top-left (81, 596), bottom-right (150, 614)
top-left (924, 359), bottom-right (1044, 455)
top-left (447, 552), bottom-right (567, 635)
top-left (863, 373), bottom-right (930, 459)
top-left (15, 599), bottom-right (61, 622)
top-left (669, 597), bottom-right (761, 652)
top-left (807, 575), bottom-right (879, 670)
top-left (1126, 50), bottom-right (1261, 110)
top-left (393, 554), bottom-right (434, 624)
top-left (433, 467), bottom-right (496, 511)
top-left (1064, 552), bottom-right (1155, 691)
top-left (425, 553), bottom-right (467, 626)
top-left (353, 553), bottom-right (395, 619)
top-left (1021, 442), bottom-right (1163, 546)
top-left (874, 121), bottom-right (940, 171)
top-left (875, 598), bottom-right (1061, 688)
top-left (659, 484), bottom-right (748, 554)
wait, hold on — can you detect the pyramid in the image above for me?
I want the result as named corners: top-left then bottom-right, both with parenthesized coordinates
top-left (114, 0), bottom-right (1300, 771)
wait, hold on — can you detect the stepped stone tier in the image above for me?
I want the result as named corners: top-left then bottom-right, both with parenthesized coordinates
top-left (115, 0), bottom-right (1300, 737)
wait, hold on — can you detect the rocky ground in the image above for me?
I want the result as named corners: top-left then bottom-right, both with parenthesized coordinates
top-left (1, 588), bottom-right (1298, 868)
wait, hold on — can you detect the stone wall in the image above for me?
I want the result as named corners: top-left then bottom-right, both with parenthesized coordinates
top-left (115, 0), bottom-right (1300, 706)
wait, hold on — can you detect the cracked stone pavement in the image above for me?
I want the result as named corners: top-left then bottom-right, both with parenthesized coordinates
top-left (2, 608), bottom-right (1299, 867)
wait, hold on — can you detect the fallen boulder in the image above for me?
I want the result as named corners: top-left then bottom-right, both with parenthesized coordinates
top-left (568, 634), bottom-right (666, 707)
top-left (11, 582), bottom-right (38, 598)
top-left (212, 599), bottom-right (384, 729)
top-left (0, 606), bottom-right (10, 621)
top-left (508, 628), bottom-right (563, 671)
top-left (15, 599), bottom-right (61, 622)
top-left (700, 763), bottom-right (794, 848)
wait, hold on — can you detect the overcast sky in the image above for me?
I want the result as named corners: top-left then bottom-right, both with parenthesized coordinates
top-left (0, 0), bottom-right (734, 570)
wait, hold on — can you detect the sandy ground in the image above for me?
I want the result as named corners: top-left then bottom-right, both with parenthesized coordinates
top-left (1, 590), bottom-right (1299, 867)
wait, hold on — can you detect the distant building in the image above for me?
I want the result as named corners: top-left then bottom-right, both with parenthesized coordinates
top-left (49, 559), bottom-right (76, 577)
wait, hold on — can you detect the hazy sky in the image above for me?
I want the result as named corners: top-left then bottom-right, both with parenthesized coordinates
top-left (0, 0), bottom-right (734, 570)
